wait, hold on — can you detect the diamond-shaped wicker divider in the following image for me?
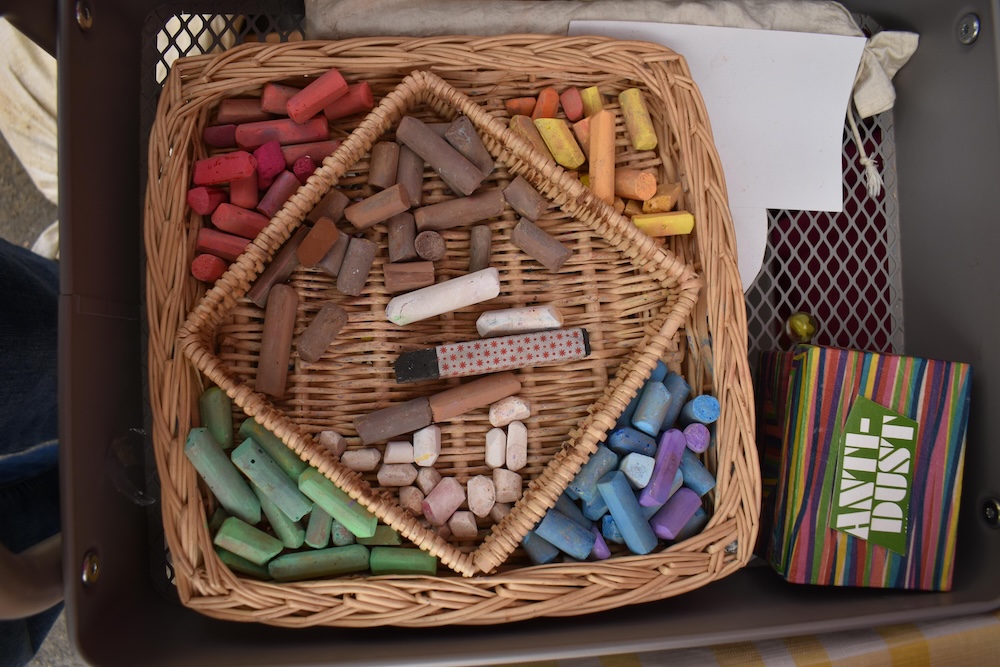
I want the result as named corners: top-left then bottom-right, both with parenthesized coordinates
top-left (147, 36), bottom-right (757, 626)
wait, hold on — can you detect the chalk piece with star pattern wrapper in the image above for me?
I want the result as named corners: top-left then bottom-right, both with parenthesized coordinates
top-left (394, 327), bottom-right (590, 383)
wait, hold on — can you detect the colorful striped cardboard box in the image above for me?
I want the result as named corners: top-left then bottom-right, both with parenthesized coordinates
top-left (755, 350), bottom-right (795, 556)
top-left (768, 345), bottom-right (972, 590)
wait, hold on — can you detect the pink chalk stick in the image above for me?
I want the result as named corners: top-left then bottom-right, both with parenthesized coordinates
top-left (215, 98), bottom-right (272, 125)
top-left (211, 203), bottom-right (270, 240)
top-left (202, 124), bottom-right (237, 148)
top-left (256, 171), bottom-right (301, 219)
top-left (260, 82), bottom-right (301, 115)
top-left (253, 140), bottom-right (287, 189)
top-left (187, 186), bottom-right (227, 216)
top-left (191, 254), bottom-right (228, 283)
top-left (281, 140), bottom-right (342, 168)
top-left (192, 151), bottom-right (256, 186)
top-left (560, 88), bottom-right (584, 122)
top-left (421, 477), bottom-right (465, 526)
top-left (195, 228), bottom-right (250, 262)
top-left (323, 82), bottom-right (374, 122)
top-left (293, 156), bottom-right (316, 185)
top-left (287, 68), bottom-right (349, 124)
top-left (235, 117), bottom-right (329, 151)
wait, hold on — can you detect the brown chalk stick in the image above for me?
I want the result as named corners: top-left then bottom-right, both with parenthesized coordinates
top-left (297, 302), bottom-right (348, 363)
top-left (502, 176), bottom-right (548, 221)
top-left (395, 145), bottom-right (425, 208)
top-left (414, 231), bottom-right (446, 262)
top-left (444, 116), bottom-right (494, 176)
top-left (309, 188), bottom-right (350, 223)
top-left (355, 397), bottom-right (433, 445)
top-left (315, 232), bottom-right (350, 278)
top-left (344, 183), bottom-right (410, 230)
top-left (368, 142), bottom-right (400, 191)
top-left (247, 226), bottom-right (309, 309)
top-left (396, 116), bottom-right (485, 197)
top-left (509, 115), bottom-right (554, 161)
top-left (337, 237), bottom-right (378, 296)
top-left (469, 225), bottom-right (492, 273)
top-left (414, 188), bottom-right (505, 232)
top-left (383, 261), bottom-right (435, 293)
top-left (511, 218), bottom-right (573, 273)
top-left (387, 212), bottom-right (418, 263)
top-left (428, 372), bottom-right (522, 422)
top-left (296, 217), bottom-right (341, 267)
top-left (256, 284), bottom-right (298, 399)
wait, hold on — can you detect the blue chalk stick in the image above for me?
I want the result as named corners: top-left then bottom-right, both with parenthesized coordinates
top-left (616, 387), bottom-right (643, 429)
top-left (680, 448), bottom-right (717, 497)
top-left (535, 509), bottom-right (597, 560)
top-left (522, 530), bottom-right (560, 565)
top-left (632, 381), bottom-right (670, 437)
top-left (566, 444), bottom-right (619, 503)
top-left (555, 493), bottom-right (592, 530)
top-left (597, 470), bottom-right (659, 555)
top-left (607, 427), bottom-right (657, 457)
top-left (581, 489), bottom-right (609, 521)
top-left (680, 394), bottom-right (720, 426)
top-left (601, 514), bottom-right (624, 544)
top-left (650, 360), bottom-right (668, 383)
top-left (659, 372), bottom-right (691, 431)
top-left (673, 507), bottom-right (709, 542)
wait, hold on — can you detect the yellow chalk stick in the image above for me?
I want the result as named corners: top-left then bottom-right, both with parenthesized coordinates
top-left (588, 110), bottom-right (616, 205)
top-left (510, 115), bottom-right (554, 161)
top-left (619, 88), bottom-right (657, 151)
top-left (642, 182), bottom-right (683, 213)
top-left (579, 174), bottom-right (590, 187)
top-left (533, 118), bottom-right (586, 169)
top-left (580, 86), bottom-right (604, 118)
top-left (631, 211), bottom-right (694, 237)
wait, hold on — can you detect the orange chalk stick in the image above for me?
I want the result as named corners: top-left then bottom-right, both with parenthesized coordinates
top-left (572, 117), bottom-right (591, 157)
top-left (531, 87), bottom-right (560, 120)
top-left (631, 211), bottom-right (694, 237)
top-left (642, 182), bottom-right (683, 213)
top-left (614, 169), bottom-right (658, 201)
top-left (560, 88), bottom-right (584, 122)
top-left (587, 110), bottom-right (616, 205)
top-left (534, 118), bottom-right (585, 170)
top-left (504, 97), bottom-right (536, 117)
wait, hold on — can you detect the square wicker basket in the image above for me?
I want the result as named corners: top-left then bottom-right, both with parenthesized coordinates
top-left (146, 35), bottom-right (758, 626)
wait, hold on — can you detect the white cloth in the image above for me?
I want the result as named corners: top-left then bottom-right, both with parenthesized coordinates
top-left (303, 0), bottom-right (917, 120)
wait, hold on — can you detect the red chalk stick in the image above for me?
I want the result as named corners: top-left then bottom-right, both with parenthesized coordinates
top-left (287, 68), bottom-right (349, 124)
top-left (235, 117), bottom-right (329, 150)
top-left (560, 88), bottom-right (584, 122)
top-left (212, 203), bottom-right (271, 240)
top-left (187, 186), bottom-right (227, 215)
top-left (293, 156), bottom-right (316, 185)
top-left (253, 140), bottom-right (286, 189)
top-left (215, 98), bottom-right (272, 125)
top-left (281, 140), bottom-right (342, 168)
top-left (229, 174), bottom-right (259, 209)
top-left (192, 151), bottom-right (256, 186)
top-left (203, 124), bottom-right (237, 148)
top-left (260, 82), bottom-right (301, 115)
top-left (191, 254), bottom-right (228, 283)
top-left (196, 228), bottom-right (250, 262)
top-left (323, 82), bottom-right (374, 122)
top-left (256, 171), bottom-right (301, 219)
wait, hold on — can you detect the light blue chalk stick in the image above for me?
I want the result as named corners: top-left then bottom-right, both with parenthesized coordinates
top-left (673, 506), bottom-right (709, 542)
top-left (607, 427), bottom-right (657, 457)
top-left (620, 452), bottom-right (655, 489)
top-left (680, 394), bottom-right (720, 426)
top-left (680, 448), bottom-right (717, 497)
top-left (631, 381), bottom-right (670, 437)
top-left (555, 494), bottom-right (592, 530)
top-left (522, 530), bottom-right (561, 565)
top-left (597, 470), bottom-right (659, 555)
top-left (616, 387), bottom-right (644, 429)
top-left (232, 439), bottom-right (313, 522)
top-left (581, 489), bottom-right (609, 521)
top-left (601, 514), bottom-right (624, 544)
top-left (659, 372), bottom-right (691, 431)
top-left (640, 468), bottom-right (683, 520)
top-left (650, 360), bottom-right (668, 383)
top-left (535, 509), bottom-right (597, 560)
top-left (566, 444), bottom-right (619, 503)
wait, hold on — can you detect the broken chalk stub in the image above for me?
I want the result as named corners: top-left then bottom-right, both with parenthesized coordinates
top-left (489, 395), bottom-right (531, 428)
top-left (412, 425), bottom-right (441, 467)
top-left (510, 218), bottom-right (573, 273)
top-left (505, 420), bottom-right (528, 472)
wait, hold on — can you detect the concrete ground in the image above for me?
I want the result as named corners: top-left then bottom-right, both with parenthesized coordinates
top-left (0, 132), bottom-right (86, 666)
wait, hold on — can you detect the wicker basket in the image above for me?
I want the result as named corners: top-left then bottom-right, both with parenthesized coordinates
top-left (147, 35), bottom-right (758, 626)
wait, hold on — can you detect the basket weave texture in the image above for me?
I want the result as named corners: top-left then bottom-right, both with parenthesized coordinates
top-left (147, 35), bottom-right (758, 627)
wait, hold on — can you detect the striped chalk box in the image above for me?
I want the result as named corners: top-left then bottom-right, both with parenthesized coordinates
top-left (769, 345), bottom-right (972, 591)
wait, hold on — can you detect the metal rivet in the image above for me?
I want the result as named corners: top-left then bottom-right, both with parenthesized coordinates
top-left (81, 551), bottom-right (100, 585)
top-left (983, 499), bottom-right (1000, 528)
top-left (76, 0), bottom-right (94, 31)
top-left (725, 540), bottom-right (738, 555)
top-left (958, 13), bottom-right (980, 45)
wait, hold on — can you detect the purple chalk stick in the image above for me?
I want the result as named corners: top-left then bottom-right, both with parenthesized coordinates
top-left (256, 171), bottom-right (300, 219)
top-left (253, 140), bottom-right (286, 189)
top-left (589, 526), bottom-right (611, 560)
top-left (293, 156), bottom-right (317, 185)
top-left (684, 423), bottom-right (711, 453)
top-left (638, 429), bottom-right (686, 507)
top-left (203, 124), bottom-right (237, 148)
top-left (649, 487), bottom-right (701, 540)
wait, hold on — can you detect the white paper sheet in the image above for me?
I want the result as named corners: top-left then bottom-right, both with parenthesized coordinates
top-left (567, 21), bottom-right (866, 290)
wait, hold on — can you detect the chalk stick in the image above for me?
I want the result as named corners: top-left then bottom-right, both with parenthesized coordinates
top-left (413, 231), bottom-right (446, 262)
top-left (340, 448), bottom-right (381, 472)
top-left (632, 211), bottom-right (694, 237)
top-left (587, 110), bottom-right (616, 205)
top-left (336, 237), bottom-right (377, 297)
top-left (649, 487), bottom-right (702, 540)
top-left (485, 428), bottom-right (506, 469)
top-left (531, 87), bottom-right (560, 120)
top-left (493, 468), bottom-right (523, 504)
top-left (253, 485), bottom-right (305, 549)
top-left (191, 254), bottom-right (228, 283)
top-left (511, 218), bottom-right (573, 273)
top-left (256, 171), bottom-right (301, 219)
top-left (323, 82), bottom-right (374, 122)
top-left (368, 141), bottom-right (400, 191)
top-left (607, 427), bottom-right (656, 458)
top-left (673, 506), bottom-right (709, 542)
top-left (386, 212), bottom-right (418, 263)
top-left (597, 470), bottom-right (658, 555)
top-left (353, 397), bottom-right (433, 445)
top-left (255, 284), bottom-right (297, 399)
top-left (469, 225), bottom-right (492, 273)
top-left (660, 372), bottom-right (691, 431)
top-left (304, 506), bottom-right (333, 549)
top-left (560, 87), bottom-right (584, 122)
top-left (309, 188), bottom-right (350, 223)
top-left (216, 98), bottom-right (271, 124)
top-left (504, 97), bottom-right (536, 117)
top-left (642, 182), bottom-right (682, 212)
top-left (535, 509), bottom-right (595, 560)
top-left (315, 233), bottom-right (350, 278)
top-left (232, 439), bottom-right (313, 522)
top-left (502, 176), bottom-right (548, 222)
top-left (282, 140), bottom-right (342, 169)
top-left (385, 267), bottom-right (500, 326)
top-left (421, 476), bottom-right (465, 526)
top-left (193, 151), bottom-right (256, 186)
top-left (286, 67), bottom-right (349, 124)
top-left (444, 115), bottom-right (494, 176)
top-left (187, 186), bottom-right (227, 216)
top-left (296, 216), bottom-right (341, 267)
top-left (522, 530), bottom-right (560, 565)
top-left (247, 226), bottom-right (309, 309)
top-left (203, 125), bottom-right (237, 148)
top-left (533, 118), bottom-right (585, 169)
top-left (681, 395), bottom-right (721, 426)
top-left (505, 420), bottom-right (528, 472)
top-left (297, 302), bottom-right (348, 363)
top-left (199, 386), bottom-right (233, 449)
top-left (268, 544), bottom-right (370, 582)
top-left (292, 156), bottom-right (316, 185)
top-left (619, 452), bottom-right (655, 489)
top-left (253, 140), bottom-right (286, 188)
top-left (468, 475), bottom-right (496, 518)
top-left (618, 88), bottom-right (657, 151)
top-left (414, 188), bottom-right (504, 232)
top-left (615, 169), bottom-right (657, 201)
top-left (383, 261), bottom-right (435, 293)
top-left (184, 427), bottom-right (261, 525)
top-left (238, 418), bottom-right (307, 480)
top-left (376, 463), bottom-right (418, 487)
top-left (632, 380), bottom-right (669, 437)
top-left (298, 467), bottom-right (377, 539)
top-left (215, 547), bottom-right (271, 579)
top-left (344, 183), bottom-right (410, 230)
top-left (412, 424), bottom-right (441, 467)
top-left (229, 173), bottom-right (259, 210)
top-left (213, 517), bottom-right (283, 566)
top-left (639, 429), bottom-right (686, 507)
top-left (396, 116), bottom-right (485, 196)
top-left (476, 305), bottom-right (563, 337)
top-left (212, 203), bottom-right (270, 240)
top-left (679, 448), bottom-right (716, 497)
top-left (196, 228), bottom-right (250, 263)
top-left (260, 82), bottom-right (300, 115)
top-left (235, 117), bottom-right (329, 151)
top-left (489, 396), bottom-right (531, 428)
top-left (395, 145), bottom-right (425, 208)
top-left (509, 115), bottom-right (554, 161)
top-left (684, 422), bottom-right (711, 454)
top-left (369, 547), bottom-right (437, 576)
top-left (580, 86), bottom-right (604, 117)
top-left (566, 444), bottom-right (618, 503)
top-left (428, 372), bottom-right (522, 422)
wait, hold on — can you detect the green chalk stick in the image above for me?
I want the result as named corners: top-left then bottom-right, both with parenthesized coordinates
top-left (268, 544), bottom-right (370, 582)
top-left (200, 386), bottom-right (234, 449)
top-left (369, 547), bottom-right (438, 576)
top-left (213, 516), bottom-right (283, 566)
top-left (208, 507), bottom-right (228, 533)
top-left (298, 468), bottom-right (377, 539)
top-left (254, 485), bottom-right (305, 549)
top-left (238, 419), bottom-right (308, 480)
top-left (304, 506), bottom-right (333, 549)
top-left (215, 547), bottom-right (272, 580)
top-left (184, 427), bottom-right (260, 525)
top-left (357, 525), bottom-right (402, 546)
top-left (232, 439), bottom-right (313, 521)
top-left (330, 520), bottom-right (356, 547)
